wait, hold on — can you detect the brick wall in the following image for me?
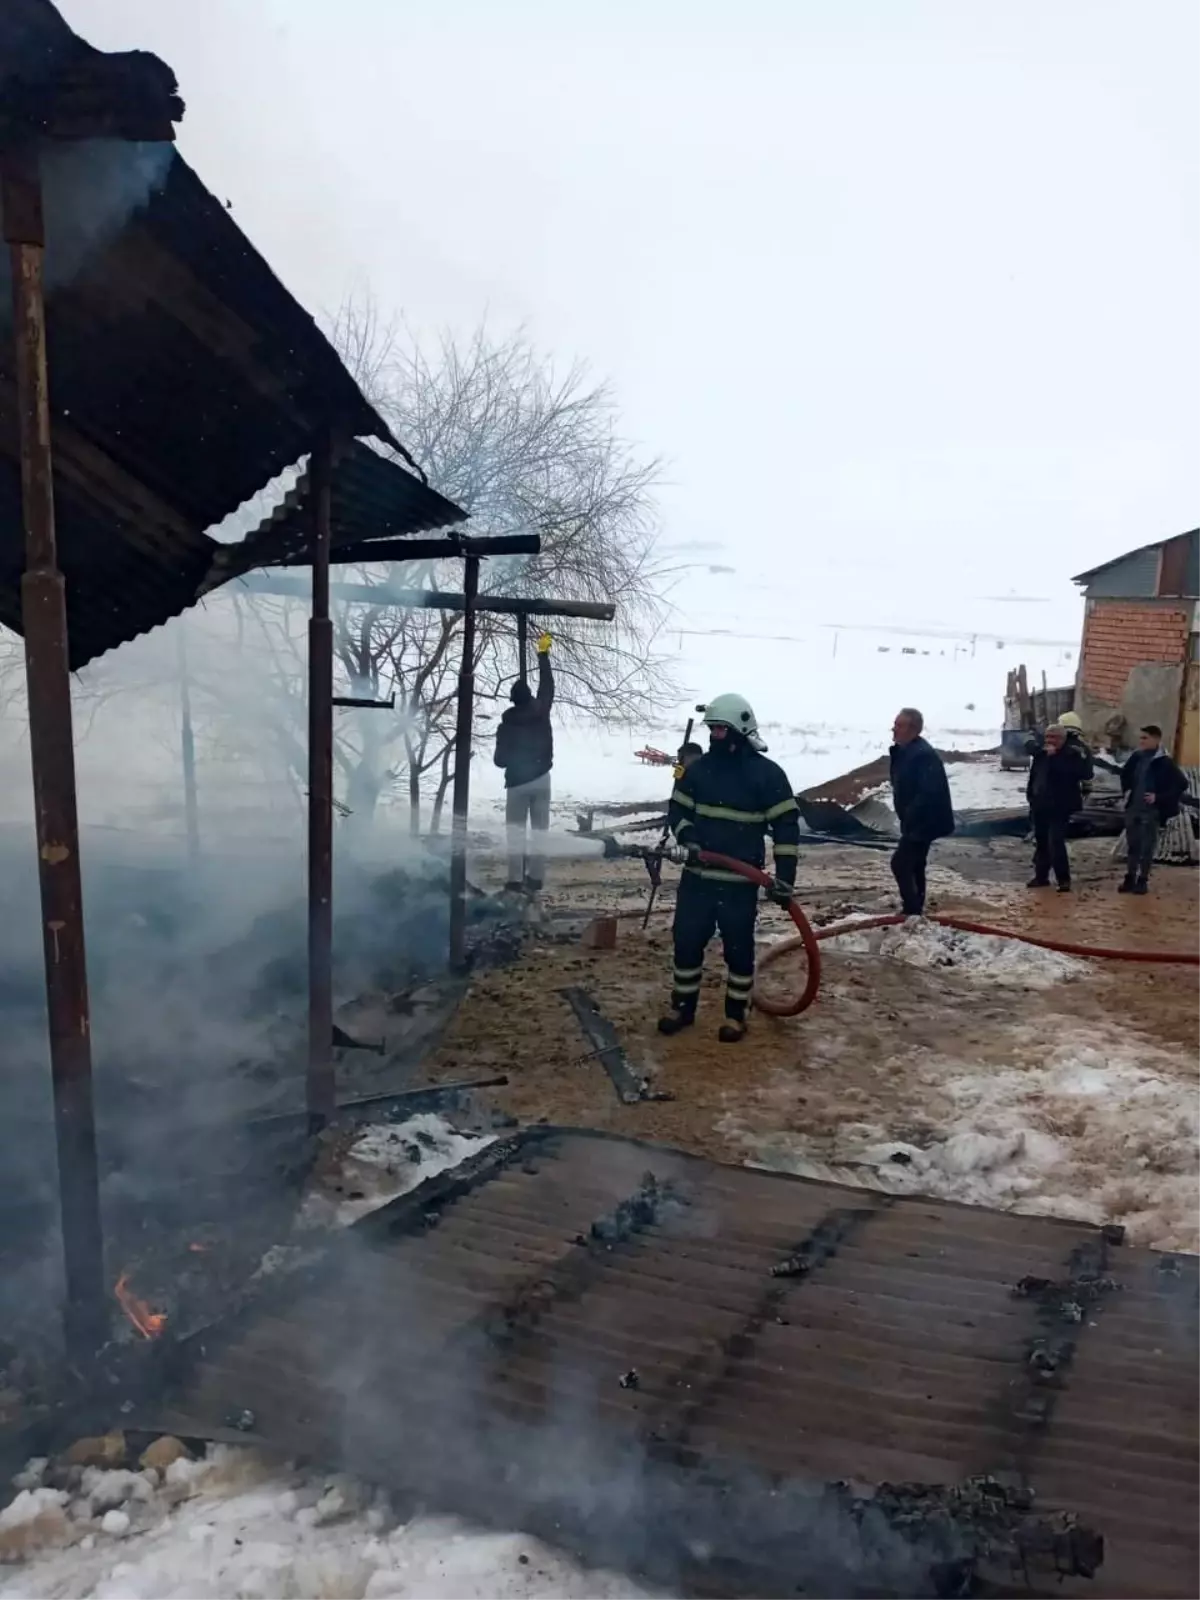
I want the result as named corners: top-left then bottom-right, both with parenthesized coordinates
top-left (1079, 600), bottom-right (1189, 702)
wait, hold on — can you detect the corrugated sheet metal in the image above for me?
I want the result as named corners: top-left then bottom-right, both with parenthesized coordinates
top-left (1074, 532), bottom-right (1200, 599)
top-left (0, 0), bottom-right (460, 668)
top-left (1081, 547), bottom-right (1162, 600)
top-left (1183, 531), bottom-right (1198, 598)
top-left (146, 1128), bottom-right (1199, 1598)
top-left (211, 442), bottom-right (467, 585)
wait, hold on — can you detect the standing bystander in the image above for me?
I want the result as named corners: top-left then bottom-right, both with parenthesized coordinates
top-left (888, 708), bottom-right (955, 916)
top-left (1119, 725), bottom-right (1188, 894)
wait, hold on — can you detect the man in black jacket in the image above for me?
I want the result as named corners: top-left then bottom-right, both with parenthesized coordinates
top-left (1119, 724), bottom-right (1188, 894)
top-left (889, 708), bottom-right (954, 916)
top-left (1025, 723), bottom-right (1092, 892)
top-left (494, 634), bottom-right (555, 894)
top-left (661, 694), bottom-right (800, 1044)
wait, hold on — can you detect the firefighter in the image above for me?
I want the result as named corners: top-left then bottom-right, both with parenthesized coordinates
top-left (658, 695), bottom-right (800, 1043)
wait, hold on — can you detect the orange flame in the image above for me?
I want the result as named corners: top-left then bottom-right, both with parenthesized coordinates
top-left (114, 1272), bottom-right (167, 1340)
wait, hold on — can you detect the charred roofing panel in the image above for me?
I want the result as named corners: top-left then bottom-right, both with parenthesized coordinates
top-left (210, 441), bottom-right (468, 586)
top-left (147, 1128), bottom-right (1199, 1599)
top-left (0, 0), bottom-right (458, 668)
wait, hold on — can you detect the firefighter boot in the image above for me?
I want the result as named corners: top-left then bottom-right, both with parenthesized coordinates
top-left (657, 1002), bottom-right (696, 1036)
top-left (718, 997), bottom-right (749, 1045)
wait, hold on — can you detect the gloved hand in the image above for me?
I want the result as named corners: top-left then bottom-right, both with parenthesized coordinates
top-left (537, 631), bottom-right (553, 655)
top-left (767, 880), bottom-right (793, 908)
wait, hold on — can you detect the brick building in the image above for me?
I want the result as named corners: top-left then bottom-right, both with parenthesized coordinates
top-left (1073, 528), bottom-right (1199, 763)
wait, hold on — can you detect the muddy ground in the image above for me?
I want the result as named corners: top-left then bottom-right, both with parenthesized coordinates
top-left (411, 832), bottom-right (1199, 1252)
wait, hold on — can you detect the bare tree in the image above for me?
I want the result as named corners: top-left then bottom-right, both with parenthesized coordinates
top-left (191, 296), bottom-right (676, 832)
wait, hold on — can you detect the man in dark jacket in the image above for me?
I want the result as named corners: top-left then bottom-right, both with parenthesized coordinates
top-left (888, 708), bottom-right (954, 916)
top-left (661, 694), bottom-right (800, 1044)
top-left (494, 633), bottom-right (555, 894)
top-left (1119, 724), bottom-right (1188, 894)
top-left (1025, 723), bottom-right (1092, 892)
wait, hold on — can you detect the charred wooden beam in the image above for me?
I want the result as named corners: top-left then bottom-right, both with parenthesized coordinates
top-left (1, 146), bottom-right (106, 1361)
top-left (332, 694), bottom-right (395, 710)
top-left (306, 431), bottom-right (336, 1131)
top-left (448, 554), bottom-right (480, 971)
top-left (307, 532), bottom-right (540, 565)
top-left (241, 572), bottom-right (615, 622)
top-left (559, 987), bottom-right (645, 1104)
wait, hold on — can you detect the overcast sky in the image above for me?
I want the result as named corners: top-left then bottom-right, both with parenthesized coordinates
top-left (76, 0), bottom-right (1198, 766)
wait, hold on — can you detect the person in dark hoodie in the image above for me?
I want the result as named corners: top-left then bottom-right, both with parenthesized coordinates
top-left (888, 708), bottom-right (954, 916)
top-left (1025, 723), bottom-right (1092, 892)
top-left (1118, 724), bottom-right (1188, 894)
top-left (494, 632), bottom-right (555, 894)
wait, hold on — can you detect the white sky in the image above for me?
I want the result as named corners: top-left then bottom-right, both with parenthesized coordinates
top-left (72, 0), bottom-right (1199, 793)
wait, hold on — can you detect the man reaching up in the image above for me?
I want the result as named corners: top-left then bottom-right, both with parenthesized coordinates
top-left (494, 632), bottom-right (555, 895)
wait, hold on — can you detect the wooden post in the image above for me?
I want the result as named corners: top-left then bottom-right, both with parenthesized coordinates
top-left (448, 554), bottom-right (480, 971)
top-left (517, 611), bottom-right (529, 687)
top-left (306, 434), bottom-right (336, 1129)
top-left (2, 148), bottom-right (107, 1360)
top-left (177, 621), bottom-right (200, 867)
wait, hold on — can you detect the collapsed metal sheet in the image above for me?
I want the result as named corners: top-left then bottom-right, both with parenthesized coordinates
top-left (146, 1129), bottom-right (1198, 1598)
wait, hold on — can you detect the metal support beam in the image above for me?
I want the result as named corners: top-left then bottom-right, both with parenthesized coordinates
top-left (2, 148), bottom-right (106, 1361)
top-left (447, 554), bottom-right (480, 972)
top-left (517, 612), bottom-right (529, 687)
top-left (306, 431), bottom-right (335, 1130)
top-left (295, 532), bottom-right (541, 566)
top-left (241, 572), bottom-right (614, 623)
top-left (332, 693), bottom-right (395, 710)
top-left (177, 621), bottom-right (200, 867)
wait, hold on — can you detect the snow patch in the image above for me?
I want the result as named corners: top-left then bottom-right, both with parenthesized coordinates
top-left (828, 917), bottom-right (1088, 987)
top-left (2, 1447), bottom-right (661, 1599)
top-left (739, 1035), bottom-right (1198, 1250)
top-left (303, 1113), bottom-right (495, 1228)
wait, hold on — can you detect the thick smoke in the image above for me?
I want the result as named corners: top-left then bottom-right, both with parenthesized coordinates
top-left (0, 590), bottom-right (506, 1379)
top-left (0, 139), bottom-right (174, 311)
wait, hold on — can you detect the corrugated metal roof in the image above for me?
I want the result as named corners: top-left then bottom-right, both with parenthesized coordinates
top-left (1073, 530), bottom-right (1199, 591)
top-left (146, 1128), bottom-right (1198, 1598)
top-left (0, 0), bottom-right (458, 669)
top-left (207, 442), bottom-right (468, 588)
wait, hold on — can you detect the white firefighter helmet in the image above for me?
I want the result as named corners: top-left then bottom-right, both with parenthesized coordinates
top-left (702, 693), bottom-right (767, 751)
top-left (1058, 711), bottom-right (1083, 731)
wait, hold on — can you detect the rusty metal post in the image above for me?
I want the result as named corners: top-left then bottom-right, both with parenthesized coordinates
top-left (448, 554), bottom-right (480, 971)
top-left (2, 148), bottom-right (107, 1359)
top-left (176, 621), bottom-right (200, 867)
top-left (517, 611), bottom-right (529, 688)
top-left (306, 434), bottom-right (336, 1129)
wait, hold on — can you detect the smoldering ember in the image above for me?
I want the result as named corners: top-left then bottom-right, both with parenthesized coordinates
top-left (0, 3), bottom-right (1197, 1598)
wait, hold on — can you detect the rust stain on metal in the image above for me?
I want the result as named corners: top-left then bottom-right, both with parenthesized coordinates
top-left (39, 841), bottom-right (70, 865)
top-left (147, 1130), bottom-right (1198, 1597)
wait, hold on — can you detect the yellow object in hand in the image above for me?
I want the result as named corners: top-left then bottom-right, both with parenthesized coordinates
top-left (537, 631), bottom-right (553, 655)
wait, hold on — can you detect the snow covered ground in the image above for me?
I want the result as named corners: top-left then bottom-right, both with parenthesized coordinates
top-left (749, 1030), bottom-right (1200, 1249)
top-left (825, 916), bottom-right (1089, 989)
top-left (0, 1447), bottom-right (659, 1599)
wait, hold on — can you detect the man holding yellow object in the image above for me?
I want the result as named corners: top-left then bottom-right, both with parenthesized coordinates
top-left (494, 631), bottom-right (556, 894)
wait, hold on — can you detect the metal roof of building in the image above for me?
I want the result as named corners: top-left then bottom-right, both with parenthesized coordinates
top-left (145, 1127), bottom-right (1199, 1599)
top-left (205, 442), bottom-right (468, 591)
top-left (1073, 529), bottom-right (1199, 587)
top-left (0, 0), bottom-right (461, 668)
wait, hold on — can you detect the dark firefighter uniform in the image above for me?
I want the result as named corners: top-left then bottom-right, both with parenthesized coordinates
top-left (664, 746), bottom-right (800, 1034)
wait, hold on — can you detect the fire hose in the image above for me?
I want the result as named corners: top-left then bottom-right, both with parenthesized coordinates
top-left (690, 849), bottom-right (1200, 1019)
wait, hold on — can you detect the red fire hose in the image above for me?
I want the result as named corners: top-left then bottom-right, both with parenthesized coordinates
top-left (694, 850), bottom-right (1200, 1020)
